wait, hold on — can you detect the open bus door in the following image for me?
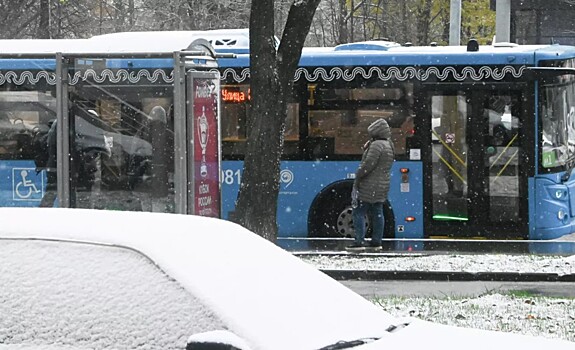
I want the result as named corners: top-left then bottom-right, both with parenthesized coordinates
top-left (420, 86), bottom-right (530, 239)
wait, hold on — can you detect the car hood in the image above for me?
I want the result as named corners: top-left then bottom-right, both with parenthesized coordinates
top-left (0, 208), bottom-right (396, 350)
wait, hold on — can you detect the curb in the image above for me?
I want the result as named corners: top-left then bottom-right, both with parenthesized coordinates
top-left (321, 270), bottom-right (575, 282)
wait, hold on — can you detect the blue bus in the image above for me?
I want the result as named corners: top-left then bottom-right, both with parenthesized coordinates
top-left (216, 37), bottom-right (575, 241)
top-left (0, 32), bottom-right (222, 216)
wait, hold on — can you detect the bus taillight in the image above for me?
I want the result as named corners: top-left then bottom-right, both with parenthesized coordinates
top-left (400, 168), bottom-right (409, 183)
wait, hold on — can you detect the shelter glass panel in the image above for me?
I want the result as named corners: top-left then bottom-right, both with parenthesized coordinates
top-left (0, 71), bottom-right (56, 207)
top-left (66, 59), bottom-right (175, 212)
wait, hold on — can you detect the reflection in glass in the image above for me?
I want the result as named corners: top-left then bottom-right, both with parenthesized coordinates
top-left (541, 79), bottom-right (575, 169)
top-left (0, 90), bottom-right (56, 207)
top-left (484, 94), bottom-right (521, 223)
top-left (431, 94), bottom-right (468, 221)
top-left (68, 62), bottom-right (175, 213)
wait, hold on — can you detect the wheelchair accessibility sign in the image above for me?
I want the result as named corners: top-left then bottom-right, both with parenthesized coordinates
top-left (12, 168), bottom-right (44, 201)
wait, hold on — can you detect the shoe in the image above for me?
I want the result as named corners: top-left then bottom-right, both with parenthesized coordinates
top-left (345, 242), bottom-right (366, 252)
top-left (368, 241), bottom-right (382, 251)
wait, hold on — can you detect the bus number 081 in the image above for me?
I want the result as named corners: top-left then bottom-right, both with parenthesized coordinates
top-left (221, 169), bottom-right (241, 185)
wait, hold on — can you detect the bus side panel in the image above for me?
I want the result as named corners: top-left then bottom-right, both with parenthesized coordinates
top-left (222, 160), bottom-right (424, 239)
top-left (530, 176), bottom-right (575, 254)
top-left (0, 160), bottom-right (46, 207)
top-left (388, 161), bottom-right (424, 239)
top-left (222, 160), bottom-right (358, 238)
top-left (532, 174), bottom-right (572, 239)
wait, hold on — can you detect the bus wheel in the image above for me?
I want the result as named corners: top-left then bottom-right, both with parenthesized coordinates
top-left (335, 205), bottom-right (355, 238)
top-left (335, 205), bottom-right (370, 238)
top-left (308, 181), bottom-right (395, 238)
top-left (308, 180), bottom-right (357, 238)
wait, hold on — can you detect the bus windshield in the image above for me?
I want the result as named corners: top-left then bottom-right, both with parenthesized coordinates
top-left (540, 72), bottom-right (575, 169)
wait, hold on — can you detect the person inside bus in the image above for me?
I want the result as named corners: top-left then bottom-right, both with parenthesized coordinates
top-left (347, 118), bottom-right (395, 251)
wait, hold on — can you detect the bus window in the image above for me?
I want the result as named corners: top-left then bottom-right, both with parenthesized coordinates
top-left (285, 103), bottom-right (299, 141)
top-left (220, 83), bottom-right (299, 158)
top-left (221, 84), bottom-right (249, 142)
top-left (540, 58), bottom-right (575, 170)
top-left (308, 83), bottom-right (414, 159)
top-left (308, 109), bottom-right (413, 158)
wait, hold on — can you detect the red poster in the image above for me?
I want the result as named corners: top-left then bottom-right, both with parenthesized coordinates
top-left (192, 77), bottom-right (220, 217)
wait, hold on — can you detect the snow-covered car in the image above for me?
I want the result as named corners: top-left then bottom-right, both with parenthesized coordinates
top-left (0, 208), bottom-right (574, 350)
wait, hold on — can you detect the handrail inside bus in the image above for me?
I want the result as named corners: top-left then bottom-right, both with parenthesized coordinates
top-left (489, 133), bottom-right (519, 171)
top-left (431, 129), bottom-right (467, 168)
top-left (432, 148), bottom-right (467, 185)
top-left (490, 149), bottom-right (519, 188)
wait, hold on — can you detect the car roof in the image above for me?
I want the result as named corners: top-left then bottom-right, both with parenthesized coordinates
top-left (0, 208), bottom-right (395, 350)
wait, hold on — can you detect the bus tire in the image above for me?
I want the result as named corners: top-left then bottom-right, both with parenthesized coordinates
top-left (308, 180), bottom-right (395, 239)
top-left (308, 180), bottom-right (355, 238)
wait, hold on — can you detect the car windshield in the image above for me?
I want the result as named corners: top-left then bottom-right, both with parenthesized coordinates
top-left (0, 239), bottom-right (226, 350)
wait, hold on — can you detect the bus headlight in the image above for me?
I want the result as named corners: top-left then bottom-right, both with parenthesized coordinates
top-left (555, 190), bottom-right (564, 199)
top-left (558, 210), bottom-right (567, 221)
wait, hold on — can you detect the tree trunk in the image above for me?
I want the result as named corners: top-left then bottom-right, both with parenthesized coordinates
top-left (233, 0), bottom-right (321, 241)
top-left (338, 0), bottom-right (348, 44)
top-left (38, 0), bottom-right (50, 38)
top-left (114, 0), bottom-right (125, 32)
top-left (232, 0), bottom-right (279, 241)
top-left (416, 0), bottom-right (433, 45)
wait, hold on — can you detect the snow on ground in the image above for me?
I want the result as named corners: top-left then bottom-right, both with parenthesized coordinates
top-left (299, 253), bottom-right (575, 343)
top-left (373, 293), bottom-right (575, 343)
top-left (299, 253), bottom-right (575, 275)
top-left (556, 232), bottom-right (575, 241)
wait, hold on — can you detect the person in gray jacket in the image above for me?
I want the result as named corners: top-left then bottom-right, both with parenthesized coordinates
top-left (347, 118), bottom-right (394, 251)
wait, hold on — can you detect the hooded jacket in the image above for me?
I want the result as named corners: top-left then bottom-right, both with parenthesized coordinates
top-left (354, 118), bottom-right (394, 203)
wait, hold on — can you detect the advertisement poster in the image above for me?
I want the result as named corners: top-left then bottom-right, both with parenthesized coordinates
top-left (190, 75), bottom-right (220, 217)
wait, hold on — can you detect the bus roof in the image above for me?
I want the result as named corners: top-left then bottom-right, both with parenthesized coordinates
top-left (0, 32), bottom-right (221, 70)
top-left (3, 30), bottom-right (575, 71)
top-left (218, 42), bottom-right (575, 68)
top-left (0, 32), bottom-right (222, 55)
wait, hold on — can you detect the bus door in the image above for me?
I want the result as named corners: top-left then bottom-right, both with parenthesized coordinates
top-left (422, 89), bottom-right (528, 238)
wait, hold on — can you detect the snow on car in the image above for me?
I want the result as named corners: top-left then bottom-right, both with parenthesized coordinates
top-left (0, 208), bottom-right (573, 350)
